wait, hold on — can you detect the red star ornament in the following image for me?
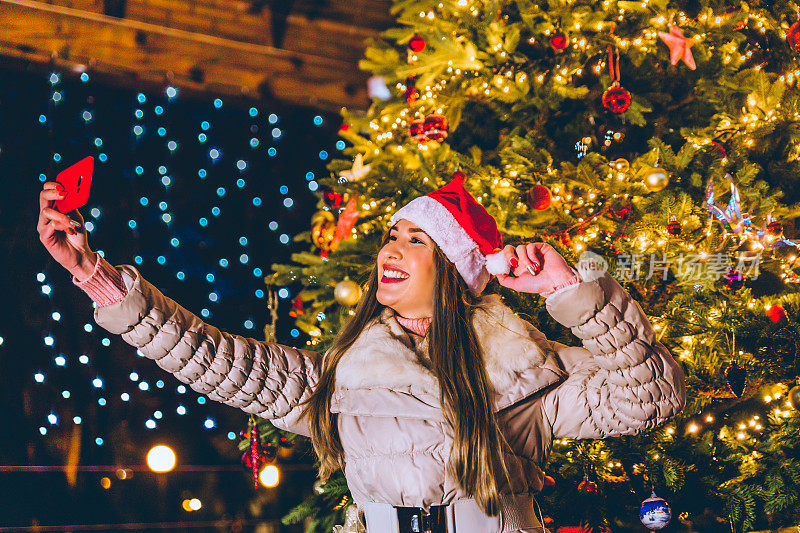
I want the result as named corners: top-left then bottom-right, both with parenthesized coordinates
top-left (658, 23), bottom-right (696, 70)
top-left (330, 198), bottom-right (360, 251)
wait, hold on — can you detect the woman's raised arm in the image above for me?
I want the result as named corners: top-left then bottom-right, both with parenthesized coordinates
top-left (91, 262), bottom-right (320, 436)
top-left (37, 183), bottom-right (319, 436)
top-left (540, 261), bottom-right (686, 439)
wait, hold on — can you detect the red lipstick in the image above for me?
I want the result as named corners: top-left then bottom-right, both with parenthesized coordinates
top-left (381, 264), bottom-right (410, 284)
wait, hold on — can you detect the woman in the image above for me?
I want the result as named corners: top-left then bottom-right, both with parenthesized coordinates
top-left (37, 175), bottom-right (686, 533)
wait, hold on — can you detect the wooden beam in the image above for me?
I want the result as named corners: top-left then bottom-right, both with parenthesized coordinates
top-left (42, 0), bottom-right (388, 63)
top-left (0, 0), bottom-right (377, 111)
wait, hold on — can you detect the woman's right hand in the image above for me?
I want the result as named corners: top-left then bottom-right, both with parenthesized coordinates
top-left (37, 182), bottom-right (97, 280)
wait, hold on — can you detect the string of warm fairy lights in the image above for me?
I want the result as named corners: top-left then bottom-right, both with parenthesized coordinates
top-left (29, 69), bottom-right (337, 444)
top-left (356, 1), bottom-right (800, 281)
top-left (323, 0), bottom-right (800, 499)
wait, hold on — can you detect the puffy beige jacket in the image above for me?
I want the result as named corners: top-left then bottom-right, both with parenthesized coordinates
top-left (92, 262), bottom-right (685, 528)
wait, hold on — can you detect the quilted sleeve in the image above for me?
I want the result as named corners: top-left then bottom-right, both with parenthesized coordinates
top-left (540, 263), bottom-right (686, 439)
top-left (91, 264), bottom-right (320, 436)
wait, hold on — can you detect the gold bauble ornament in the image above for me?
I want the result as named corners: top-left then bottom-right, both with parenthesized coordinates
top-left (334, 279), bottom-right (362, 306)
top-left (789, 382), bottom-right (800, 411)
top-left (610, 158), bottom-right (630, 173)
top-left (642, 167), bottom-right (669, 192)
top-left (311, 210), bottom-right (336, 251)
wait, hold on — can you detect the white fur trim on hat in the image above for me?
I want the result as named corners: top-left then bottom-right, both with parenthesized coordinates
top-left (391, 196), bottom-right (492, 293)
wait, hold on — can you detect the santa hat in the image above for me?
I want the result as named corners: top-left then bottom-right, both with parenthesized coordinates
top-left (390, 173), bottom-right (509, 294)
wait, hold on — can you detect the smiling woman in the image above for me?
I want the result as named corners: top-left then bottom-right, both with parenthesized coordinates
top-left (375, 220), bottom-right (436, 319)
top-left (40, 174), bottom-right (685, 533)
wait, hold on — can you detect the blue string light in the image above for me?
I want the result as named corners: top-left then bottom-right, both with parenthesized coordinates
top-left (31, 72), bottom-right (341, 440)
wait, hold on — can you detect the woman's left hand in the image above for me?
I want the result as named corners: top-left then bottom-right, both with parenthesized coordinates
top-left (494, 242), bottom-right (580, 296)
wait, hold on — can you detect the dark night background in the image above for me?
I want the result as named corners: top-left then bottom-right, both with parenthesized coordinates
top-left (0, 58), bottom-right (340, 531)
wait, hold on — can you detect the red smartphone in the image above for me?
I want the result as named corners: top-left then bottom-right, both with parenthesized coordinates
top-left (53, 156), bottom-right (94, 213)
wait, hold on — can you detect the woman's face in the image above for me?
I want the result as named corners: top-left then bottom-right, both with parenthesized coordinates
top-left (376, 219), bottom-right (436, 318)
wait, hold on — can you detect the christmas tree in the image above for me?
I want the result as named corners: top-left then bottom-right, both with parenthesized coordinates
top-left (253, 0), bottom-right (800, 530)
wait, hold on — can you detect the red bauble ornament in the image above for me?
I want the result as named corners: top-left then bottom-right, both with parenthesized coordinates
top-left (410, 114), bottom-right (449, 143)
top-left (666, 216), bottom-right (682, 235)
top-left (767, 304), bottom-right (787, 322)
top-left (527, 184), bottom-right (552, 210)
top-left (602, 82), bottom-right (631, 113)
top-left (549, 31), bottom-right (568, 52)
top-left (404, 77), bottom-right (419, 104)
top-left (452, 170), bottom-right (467, 182)
top-left (608, 204), bottom-right (630, 222)
top-left (424, 114), bottom-right (448, 142)
top-left (409, 34), bottom-right (426, 53)
top-left (322, 188), bottom-right (344, 209)
top-left (338, 122), bottom-right (350, 133)
top-left (725, 362), bottom-right (747, 398)
top-left (554, 232), bottom-right (572, 246)
top-left (577, 479), bottom-right (598, 494)
top-left (788, 22), bottom-right (800, 51)
top-left (724, 269), bottom-right (744, 291)
top-left (766, 221), bottom-right (784, 236)
top-left (288, 295), bottom-right (305, 317)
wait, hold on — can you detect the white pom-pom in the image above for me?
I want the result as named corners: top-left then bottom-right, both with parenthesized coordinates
top-left (485, 251), bottom-right (509, 276)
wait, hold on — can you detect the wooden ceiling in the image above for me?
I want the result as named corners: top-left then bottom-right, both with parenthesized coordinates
top-left (0, 0), bottom-right (395, 112)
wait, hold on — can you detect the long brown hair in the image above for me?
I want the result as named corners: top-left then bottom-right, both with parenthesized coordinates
top-left (301, 227), bottom-right (509, 515)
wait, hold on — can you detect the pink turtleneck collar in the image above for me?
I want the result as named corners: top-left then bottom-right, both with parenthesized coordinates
top-left (395, 315), bottom-right (432, 337)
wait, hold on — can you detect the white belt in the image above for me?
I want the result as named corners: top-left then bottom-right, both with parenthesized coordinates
top-left (360, 493), bottom-right (549, 533)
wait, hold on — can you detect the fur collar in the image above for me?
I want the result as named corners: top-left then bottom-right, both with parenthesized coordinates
top-left (333, 294), bottom-right (566, 410)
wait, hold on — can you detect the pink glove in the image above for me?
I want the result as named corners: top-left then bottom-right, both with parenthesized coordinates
top-left (490, 242), bottom-right (581, 297)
